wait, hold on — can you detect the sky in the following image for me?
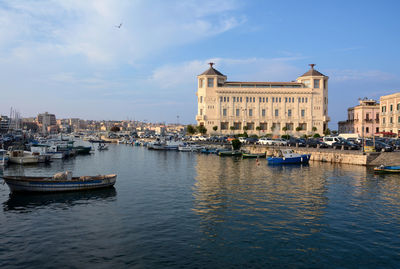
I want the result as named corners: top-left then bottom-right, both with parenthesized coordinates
top-left (0, 0), bottom-right (399, 128)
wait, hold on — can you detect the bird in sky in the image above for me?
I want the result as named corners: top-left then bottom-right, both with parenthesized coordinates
top-left (115, 23), bottom-right (122, 28)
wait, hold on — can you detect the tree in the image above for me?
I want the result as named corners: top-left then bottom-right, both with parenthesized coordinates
top-left (231, 139), bottom-right (242, 150)
top-left (243, 131), bottom-right (248, 138)
top-left (296, 126), bottom-right (302, 132)
top-left (230, 126), bottom-right (235, 134)
top-left (110, 126), bottom-right (120, 132)
top-left (187, 125), bottom-right (196, 135)
top-left (331, 130), bottom-right (338, 135)
top-left (313, 133), bottom-right (321, 138)
top-left (282, 126), bottom-right (288, 135)
top-left (324, 128), bottom-right (331, 136)
top-left (197, 125), bottom-right (207, 135)
top-left (213, 126), bottom-right (218, 132)
top-left (312, 126), bottom-right (317, 133)
top-left (243, 126), bottom-right (248, 131)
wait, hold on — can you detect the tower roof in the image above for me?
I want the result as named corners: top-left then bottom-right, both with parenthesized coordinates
top-left (300, 64), bottom-right (325, 77)
top-left (200, 62), bottom-right (225, 76)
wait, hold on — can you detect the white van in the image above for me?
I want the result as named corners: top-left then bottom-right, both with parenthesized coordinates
top-left (323, 136), bottom-right (342, 146)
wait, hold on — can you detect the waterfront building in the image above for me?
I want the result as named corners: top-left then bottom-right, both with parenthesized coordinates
top-left (379, 92), bottom-right (400, 136)
top-left (0, 115), bottom-right (10, 133)
top-left (196, 63), bottom-right (329, 136)
top-left (36, 112), bottom-right (57, 134)
top-left (338, 98), bottom-right (380, 137)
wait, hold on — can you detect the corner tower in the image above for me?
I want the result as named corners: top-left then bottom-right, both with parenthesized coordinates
top-left (296, 64), bottom-right (329, 134)
top-left (196, 63), bottom-right (227, 132)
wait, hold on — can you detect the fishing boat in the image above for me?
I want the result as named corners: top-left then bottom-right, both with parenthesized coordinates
top-left (73, 146), bottom-right (92, 155)
top-left (242, 153), bottom-right (266, 159)
top-left (1, 172), bottom-right (117, 193)
top-left (218, 150), bottom-right (242, 157)
top-left (267, 149), bottom-right (311, 165)
top-left (373, 165), bottom-right (400, 173)
top-left (178, 143), bottom-right (204, 152)
top-left (0, 149), bottom-right (9, 166)
top-left (8, 150), bottom-right (40, 164)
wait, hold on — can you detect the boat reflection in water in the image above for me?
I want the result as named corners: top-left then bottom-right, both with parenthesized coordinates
top-left (3, 187), bottom-right (116, 212)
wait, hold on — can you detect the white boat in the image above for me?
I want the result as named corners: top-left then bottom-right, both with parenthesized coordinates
top-left (98, 143), bottom-right (108, 150)
top-left (8, 150), bottom-right (40, 164)
top-left (178, 143), bottom-right (204, 152)
top-left (30, 144), bottom-right (62, 160)
top-left (0, 149), bottom-right (9, 166)
top-left (1, 172), bottom-right (117, 193)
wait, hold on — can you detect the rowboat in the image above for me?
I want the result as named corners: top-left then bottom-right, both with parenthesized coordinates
top-left (373, 165), bottom-right (400, 173)
top-left (242, 153), bottom-right (266, 159)
top-left (1, 173), bottom-right (117, 193)
top-left (267, 149), bottom-right (311, 165)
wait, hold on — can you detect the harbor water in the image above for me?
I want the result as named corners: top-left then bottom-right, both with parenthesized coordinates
top-left (1, 144), bottom-right (400, 268)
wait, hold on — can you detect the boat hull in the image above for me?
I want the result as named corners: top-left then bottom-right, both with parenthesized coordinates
top-left (267, 154), bottom-right (311, 164)
top-left (242, 153), bottom-right (266, 159)
top-left (2, 175), bottom-right (117, 193)
top-left (374, 166), bottom-right (400, 173)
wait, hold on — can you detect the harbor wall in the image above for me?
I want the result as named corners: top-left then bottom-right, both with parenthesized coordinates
top-left (242, 145), bottom-right (383, 166)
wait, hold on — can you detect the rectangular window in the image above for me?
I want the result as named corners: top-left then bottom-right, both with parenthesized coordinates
top-left (227, 97), bottom-right (229, 102)
top-left (259, 97), bottom-right (262, 103)
top-left (236, 109), bottom-right (240, 116)
top-left (240, 97), bottom-right (242, 102)
top-left (382, 106), bottom-right (386, 112)
top-left (262, 109), bottom-right (266, 117)
top-left (199, 79), bottom-right (204, 88)
top-left (207, 78), bottom-right (214, 87)
top-left (266, 97), bottom-right (268, 102)
top-left (301, 109), bottom-right (305, 117)
top-left (383, 117), bottom-right (386, 124)
top-left (263, 97), bottom-right (265, 102)
top-left (292, 97), bottom-right (294, 103)
top-left (200, 109), bottom-right (203, 115)
top-left (223, 109), bottom-right (227, 116)
top-left (314, 79), bottom-right (320, 88)
top-left (253, 97), bottom-right (255, 102)
top-left (233, 97), bottom-right (236, 102)
top-left (200, 96), bottom-right (203, 103)
top-left (288, 109), bottom-right (292, 117)
top-left (390, 104), bottom-right (393, 111)
top-left (398, 104), bottom-right (400, 111)
top-left (366, 127), bottom-right (369, 133)
top-left (272, 97), bottom-right (274, 103)
top-left (390, 117), bottom-right (393, 123)
top-left (279, 97), bottom-right (281, 103)
top-left (249, 109), bottom-right (253, 117)
top-left (285, 97), bottom-right (288, 103)
top-left (275, 109), bottom-right (279, 117)
top-left (223, 97), bottom-right (226, 102)
top-left (220, 97), bottom-right (223, 102)
top-left (305, 97), bottom-right (308, 103)
top-left (376, 127), bottom-right (379, 133)
top-left (398, 116), bottom-right (400, 123)
top-left (246, 97), bottom-right (249, 102)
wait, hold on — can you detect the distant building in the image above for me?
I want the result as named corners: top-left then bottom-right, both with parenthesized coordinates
top-left (380, 93), bottom-right (400, 136)
top-left (196, 63), bottom-right (329, 136)
top-left (0, 115), bottom-right (10, 133)
top-left (36, 112), bottom-right (57, 134)
top-left (338, 98), bottom-right (380, 137)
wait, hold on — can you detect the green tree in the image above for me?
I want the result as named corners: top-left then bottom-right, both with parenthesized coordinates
top-left (324, 128), bottom-right (331, 136)
top-left (212, 126), bottom-right (218, 132)
top-left (313, 133), bottom-right (321, 138)
top-left (110, 126), bottom-right (120, 132)
top-left (243, 126), bottom-right (248, 131)
top-left (197, 125), bottom-right (207, 135)
top-left (282, 126), bottom-right (288, 135)
top-left (296, 126), bottom-right (302, 132)
top-left (331, 130), bottom-right (338, 135)
top-left (187, 125), bottom-right (196, 135)
top-left (231, 139), bottom-right (242, 150)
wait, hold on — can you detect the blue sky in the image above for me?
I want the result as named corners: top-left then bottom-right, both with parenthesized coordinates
top-left (0, 0), bottom-right (399, 128)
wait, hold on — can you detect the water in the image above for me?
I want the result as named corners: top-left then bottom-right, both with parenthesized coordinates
top-left (1, 144), bottom-right (400, 268)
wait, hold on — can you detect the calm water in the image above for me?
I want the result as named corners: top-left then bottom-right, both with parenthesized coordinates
top-left (1, 143), bottom-right (400, 268)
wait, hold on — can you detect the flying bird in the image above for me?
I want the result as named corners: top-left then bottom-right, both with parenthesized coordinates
top-left (115, 23), bottom-right (122, 28)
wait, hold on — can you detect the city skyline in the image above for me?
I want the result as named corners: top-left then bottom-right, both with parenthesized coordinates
top-left (1, 0), bottom-right (400, 128)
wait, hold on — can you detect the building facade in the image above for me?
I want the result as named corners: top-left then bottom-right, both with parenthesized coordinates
top-left (338, 98), bottom-right (380, 137)
top-left (36, 112), bottom-right (57, 134)
top-left (380, 93), bottom-right (400, 135)
top-left (196, 63), bottom-right (329, 136)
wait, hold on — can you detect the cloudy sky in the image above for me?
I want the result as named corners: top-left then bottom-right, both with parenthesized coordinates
top-left (1, 0), bottom-right (399, 128)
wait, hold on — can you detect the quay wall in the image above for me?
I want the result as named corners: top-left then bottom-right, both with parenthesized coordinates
top-left (242, 145), bottom-right (383, 166)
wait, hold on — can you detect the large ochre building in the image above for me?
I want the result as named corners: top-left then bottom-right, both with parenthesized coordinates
top-left (196, 63), bottom-right (330, 136)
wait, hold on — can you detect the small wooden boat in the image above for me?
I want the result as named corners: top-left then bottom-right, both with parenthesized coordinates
top-left (373, 165), bottom-right (400, 173)
top-left (267, 149), bottom-right (311, 165)
top-left (1, 173), bottom-right (117, 193)
top-left (242, 153), bottom-right (266, 159)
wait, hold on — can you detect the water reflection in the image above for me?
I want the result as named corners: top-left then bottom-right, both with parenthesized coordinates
top-left (3, 187), bottom-right (117, 212)
top-left (192, 156), bottom-right (329, 239)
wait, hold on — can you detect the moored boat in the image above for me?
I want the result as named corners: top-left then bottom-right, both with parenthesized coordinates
top-left (267, 149), bottom-right (311, 165)
top-left (1, 173), bottom-right (117, 193)
top-left (373, 165), bottom-right (400, 173)
top-left (218, 150), bottom-right (242, 157)
top-left (73, 146), bottom-right (92, 155)
top-left (8, 150), bottom-right (40, 164)
top-left (0, 149), bottom-right (9, 166)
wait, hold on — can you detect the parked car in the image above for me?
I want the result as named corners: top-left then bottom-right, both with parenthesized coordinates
top-left (305, 139), bottom-right (329, 148)
top-left (258, 138), bottom-right (275, 145)
top-left (332, 140), bottom-right (360, 150)
top-left (287, 138), bottom-right (306, 147)
top-left (365, 140), bottom-right (393, 152)
top-left (238, 137), bottom-right (247, 143)
top-left (323, 136), bottom-right (343, 146)
top-left (245, 137), bottom-right (259, 144)
top-left (273, 139), bottom-right (288, 146)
